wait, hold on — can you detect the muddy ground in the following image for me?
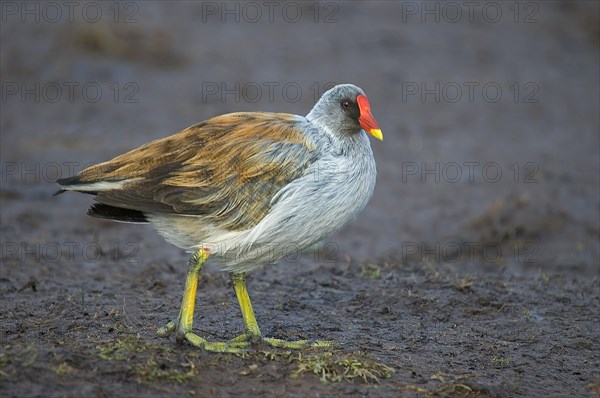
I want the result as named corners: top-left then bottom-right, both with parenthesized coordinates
top-left (1, 2), bottom-right (599, 397)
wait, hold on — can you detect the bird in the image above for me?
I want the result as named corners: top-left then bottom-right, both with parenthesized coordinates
top-left (55, 84), bottom-right (382, 352)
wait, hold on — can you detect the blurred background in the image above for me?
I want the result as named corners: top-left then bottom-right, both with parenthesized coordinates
top-left (1, 1), bottom-right (598, 275)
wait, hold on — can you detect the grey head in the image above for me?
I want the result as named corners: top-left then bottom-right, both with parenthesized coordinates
top-left (306, 84), bottom-right (383, 142)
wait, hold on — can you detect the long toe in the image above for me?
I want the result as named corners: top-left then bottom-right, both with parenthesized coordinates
top-left (156, 320), bottom-right (177, 337)
top-left (186, 332), bottom-right (250, 353)
top-left (263, 337), bottom-right (340, 349)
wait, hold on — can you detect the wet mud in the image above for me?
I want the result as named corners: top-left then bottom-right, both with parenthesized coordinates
top-left (1, 2), bottom-right (599, 397)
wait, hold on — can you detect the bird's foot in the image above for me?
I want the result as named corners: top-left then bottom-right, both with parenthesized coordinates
top-left (185, 333), bottom-right (250, 353)
top-left (156, 320), bottom-right (250, 353)
top-left (157, 322), bottom-right (336, 352)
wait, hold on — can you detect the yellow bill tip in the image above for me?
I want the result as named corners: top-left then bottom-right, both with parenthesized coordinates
top-left (369, 128), bottom-right (383, 141)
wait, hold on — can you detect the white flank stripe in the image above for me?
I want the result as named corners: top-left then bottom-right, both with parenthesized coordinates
top-left (60, 179), bottom-right (136, 192)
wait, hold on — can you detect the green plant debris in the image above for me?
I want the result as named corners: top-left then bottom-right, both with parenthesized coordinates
top-left (360, 264), bottom-right (382, 279)
top-left (0, 344), bottom-right (38, 367)
top-left (0, 344), bottom-right (39, 380)
top-left (236, 349), bottom-right (294, 363)
top-left (129, 358), bottom-right (196, 383)
top-left (0, 352), bottom-right (10, 368)
top-left (96, 335), bottom-right (169, 361)
top-left (491, 356), bottom-right (510, 367)
top-left (55, 362), bottom-right (74, 376)
top-left (0, 352), bottom-right (10, 378)
top-left (292, 351), bottom-right (394, 383)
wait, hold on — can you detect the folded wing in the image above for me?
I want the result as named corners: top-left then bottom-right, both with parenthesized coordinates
top-left (57, 112), bottom-right (318, 231)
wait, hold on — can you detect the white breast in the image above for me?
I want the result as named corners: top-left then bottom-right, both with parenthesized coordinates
top-left (215, 130), bottom-right (377, 272)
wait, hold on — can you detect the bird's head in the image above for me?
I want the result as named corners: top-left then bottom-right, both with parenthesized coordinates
top-left (308, 84), bottom-right (383, 141)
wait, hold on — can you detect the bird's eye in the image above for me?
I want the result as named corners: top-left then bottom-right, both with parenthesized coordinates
top-left (341, 100), bottom-right (350, 109)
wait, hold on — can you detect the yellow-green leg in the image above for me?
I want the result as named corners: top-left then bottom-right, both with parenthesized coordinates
top-left (156, 249), bottom-right (249, 353)
top-left (231, 272), bottom-right (261, 337)
top-left (230, 272), bottom-right (336, 349)
top-left (157, 250), bottom-right (335, 352)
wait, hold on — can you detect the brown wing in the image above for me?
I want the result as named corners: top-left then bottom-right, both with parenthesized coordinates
top-left (60, 112), bottom-right (319, 231)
